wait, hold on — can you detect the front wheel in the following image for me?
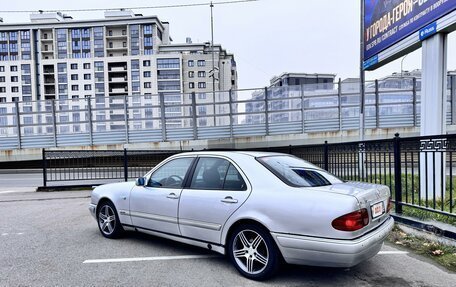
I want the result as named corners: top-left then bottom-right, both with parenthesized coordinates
top-left (97, 201), bottom-right (124, 239)
top-left (227, 224), bottom-right (280, 280)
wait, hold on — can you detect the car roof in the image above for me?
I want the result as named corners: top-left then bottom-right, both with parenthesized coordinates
top-left (175, 150), bottom-right (287, 158)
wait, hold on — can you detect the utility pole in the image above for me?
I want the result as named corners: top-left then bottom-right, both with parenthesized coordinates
top-left (210, 1), bottom-right (217, 126)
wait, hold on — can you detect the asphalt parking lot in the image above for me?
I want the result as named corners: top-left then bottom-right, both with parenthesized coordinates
top-left (0, 190), bottom-right (455, 287)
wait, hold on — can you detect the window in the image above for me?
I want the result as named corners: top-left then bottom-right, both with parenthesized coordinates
top-left (71, 85), bottom-right (79, 91)
top-left (157, 58), bottom-right (180, 69)
top-left (131, 60), bottom-right (140, 70)
top-left (189, 82), bottom-right (194, 89)
top-left (143, 71), bottom-right (151, 78)
top-left (84, 74), bottom-right (91, 80)
top-left (148, 157), bottom-right (194, 188)
top-left (198, 71), bottom-right (206, 78)
top-left (71, 74), bottom-right (78, 81)
top-left (197, 60), bottom-right (206, 67)
top-left (84, 84), bottom-right (91, 91)
top-left (70, 64), bottom-right (78, 70)
top-left (0, 77), bottom-right (4, 82)
top-left (10, 66), bottom-right (18, 72)
top-left (257, 156), bottom-right (342, 187)
top-left (11, 87), bottom-right (19, 93)
top-left (57, 63), bottom-right (66, 73)
top-left (144, 82), bottom-right (151, 88)
top-left (198, 82), bottom-right (206, 89)
top-left (122, 30), bottom-right (126, 35)
top-left (190, 157), bottom-right (246, 190)
top-left (198, 93), bottom-right (206, 100)
top-left (11, 76), bottom-right (18, 82)
top-left (0, 87), bottom-right (5, 93)
top-left (0, 66), bottom-right (4, 72)
top-left (123, 42), bottom-right (127, 48)
top-left (143, 60), bottom-right (151, 67)
top-left (188, 71), bottom-right (194, 78)
top-left (83, 63), bottom-right (90, 69)
top-left (188, 60), bottom-right (194, 67)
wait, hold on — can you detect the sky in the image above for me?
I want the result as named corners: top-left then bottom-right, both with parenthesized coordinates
top-left (1, 0), bottom-right (455, 88)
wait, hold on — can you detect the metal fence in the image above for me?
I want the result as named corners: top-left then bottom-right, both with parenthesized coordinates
top-left (42, 149), bottom-right (181, 186)
top-left (275, 133), bottom-right (456, 218)
top-left (42, 132), bottom-right (456, 218)
top-left (2, 78), bottom-right (456, 150)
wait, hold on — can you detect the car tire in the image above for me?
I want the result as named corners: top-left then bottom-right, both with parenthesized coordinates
top-left (227, 224), bottom-right (280, 280)
top-left (97, 201), bottom-right (124, 239)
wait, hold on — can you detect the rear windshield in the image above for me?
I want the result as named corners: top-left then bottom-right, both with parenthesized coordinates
top-left (257, 155), bottom-right (343, 187)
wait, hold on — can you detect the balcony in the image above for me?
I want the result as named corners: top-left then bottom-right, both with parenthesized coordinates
top-left (109, 76), bottom-right (127, 83)
top-left (109, 88), bottom-right (128, 94)
top-left (44, 87), bottom-right (56, 95)
top-left (108, 66), bottom-right (127, 72)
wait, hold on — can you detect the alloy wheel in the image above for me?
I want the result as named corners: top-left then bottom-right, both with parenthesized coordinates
top-left (232, 229), bottom-right (269, 275)
top-left (98, 205), bottom-right (116, 235)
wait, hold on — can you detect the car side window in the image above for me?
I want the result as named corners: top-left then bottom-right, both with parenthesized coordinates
top-left (190, 157), bottom-right (246, 191)
top-left (149, 157), bottom-right (194, 189)
top-left (223, 164), bottom-right (247, 191)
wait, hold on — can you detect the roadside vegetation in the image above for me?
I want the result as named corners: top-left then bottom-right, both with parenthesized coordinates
top-left (387, 225), bottom-right (456, 272)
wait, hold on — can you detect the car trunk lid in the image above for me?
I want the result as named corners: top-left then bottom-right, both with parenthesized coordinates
top-left (311, 181), bottom-right (391, 234)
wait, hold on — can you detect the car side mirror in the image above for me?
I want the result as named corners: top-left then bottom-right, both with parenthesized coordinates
top-left (135, 177), bottom-right (146, 186)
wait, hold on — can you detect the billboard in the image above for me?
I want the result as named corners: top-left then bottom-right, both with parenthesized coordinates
top-left (364, 0), bottom-right (456, 64)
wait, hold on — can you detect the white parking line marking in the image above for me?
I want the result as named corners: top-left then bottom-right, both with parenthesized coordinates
top-left (0, 191), bottom-right (21, 194)
top-left (378, 251), bottom-right (408, 255)
top-left (83, 254), bottom-right (217, 264)
top-left (1, 233), bottom-right (8, 236)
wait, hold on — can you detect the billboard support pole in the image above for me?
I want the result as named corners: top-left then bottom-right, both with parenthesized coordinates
top-left (359, 0), bottom-right (366, 177)
top-left (359, 0), bottom-right (365, 141)
top-left (420, 32), bottom-right (448, 200)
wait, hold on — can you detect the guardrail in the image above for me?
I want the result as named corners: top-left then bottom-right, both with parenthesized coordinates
top-left (2, 78), bottom-right (456, 150)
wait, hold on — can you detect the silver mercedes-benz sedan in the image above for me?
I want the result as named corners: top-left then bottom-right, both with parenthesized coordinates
top-left (89, 151), bottom-right (394, 280)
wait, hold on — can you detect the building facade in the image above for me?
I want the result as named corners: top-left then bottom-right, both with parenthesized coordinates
top-left (0, 10), bottom-right (237, 134)
top-left (245, 73), bottom-right (336, 124)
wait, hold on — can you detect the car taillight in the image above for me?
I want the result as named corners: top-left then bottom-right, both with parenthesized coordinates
top-left (332, 209), bottom-right (369, 232)
top-left (387, 198), bottom-right (393, 213)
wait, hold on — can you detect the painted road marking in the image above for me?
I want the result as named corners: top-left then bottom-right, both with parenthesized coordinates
top-left (0, 190), bottom-right (22, 194)
top-left (378, 251), bottom-right (408, 255)
top-left (83, 255), bottom-right (217, 264)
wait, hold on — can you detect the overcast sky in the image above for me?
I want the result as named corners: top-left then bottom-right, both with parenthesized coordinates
top-left (2, 0), bottom-right (456, 88)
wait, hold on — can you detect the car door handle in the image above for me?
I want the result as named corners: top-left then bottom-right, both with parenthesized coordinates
top-left (167, 193), bottom-right (179, 199)
top-left (221, 196), bottom-right (238, 204)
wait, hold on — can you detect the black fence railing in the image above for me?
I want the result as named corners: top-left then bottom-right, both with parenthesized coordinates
top-left (42, 149), bottom-right (182, 186)
top-left (42, 133), bottom-right (456, 218)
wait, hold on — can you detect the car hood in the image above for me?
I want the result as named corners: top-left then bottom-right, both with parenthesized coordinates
top-left (97, 181), bottom-right (136, 191)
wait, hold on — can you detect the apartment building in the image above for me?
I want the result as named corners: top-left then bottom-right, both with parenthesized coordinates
top-left (0, 10), bottom-right (237, 134)
top-left (245, 73), bottom-right (336, 124)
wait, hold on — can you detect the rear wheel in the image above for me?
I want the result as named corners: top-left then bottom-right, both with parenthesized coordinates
top-left (97, 201), bottom-right (124, 239)
top-left (227, 224), bottom-right (280, 280)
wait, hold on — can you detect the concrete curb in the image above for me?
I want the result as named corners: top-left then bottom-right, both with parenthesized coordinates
top-left (0, 169), bottom-right (42, 174)
top-left (37, 185), bottom-right (97, 192)
top-left (392, 214), bottom-right (456, 246)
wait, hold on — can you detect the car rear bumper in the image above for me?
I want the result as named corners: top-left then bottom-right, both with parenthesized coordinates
top-left (89, 204), bottom-right (97, 219)
top-left (271, 216), bottom-right (394, 268)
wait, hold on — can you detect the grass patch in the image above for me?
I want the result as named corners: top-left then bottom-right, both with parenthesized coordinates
top-left (402, 206), bottom-right (456, 226)
top-left (387, 225), bottom-right (456, 272)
